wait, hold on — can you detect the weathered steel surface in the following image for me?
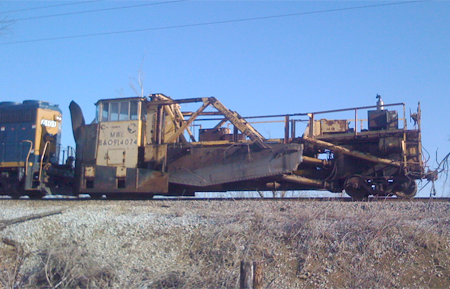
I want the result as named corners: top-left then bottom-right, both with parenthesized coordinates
top-left (209, 97), bottom-right (269, 149)
top-left (168, 143), bottom-right (302, 187)
top-left (319, 119), bottom-right (348, 134)
top-left (303, 137), bottom-right (402, 167)
top-left (281, 174), bottom-right (324, 188)
top-left (80, 165), bottom-right (168, 193)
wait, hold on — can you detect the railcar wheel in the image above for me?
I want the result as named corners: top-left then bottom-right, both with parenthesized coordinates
top-left (127, 194), bottom-right (154, 200)
top-left (344, 176), bottom-right (370, 201)
top-left (345, 188), bottom-right (369, 201)
top-left (28, 191), bottom-right (46, 199)
top-left (106, 193), bottom-right (126, 200)
top-left (106, 193), bottom-right (154, 200)
top-left (89, 194), bottom-right (104, 200)
top-left (5, 180), bottom-right (23, 199)
top-left (394, 179), bottom-right (417, 199)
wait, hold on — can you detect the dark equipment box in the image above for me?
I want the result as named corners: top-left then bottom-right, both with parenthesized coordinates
top-left (368, 110), bottom-right (398, 131)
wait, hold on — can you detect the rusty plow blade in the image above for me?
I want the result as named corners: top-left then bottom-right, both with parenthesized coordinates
top-left (168, 143), bottom-right (303, 187)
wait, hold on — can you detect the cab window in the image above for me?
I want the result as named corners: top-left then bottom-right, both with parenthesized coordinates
top-left (101, 104), bottom-right (109, 122)
top-left (130, 101), bottom-right (138, 120)
top-left (99, 100), bottom-right (140, 122)
top-left (110, 103), bottom-right (119, 121)
top-left (119, 102), bottom-right (129, 121)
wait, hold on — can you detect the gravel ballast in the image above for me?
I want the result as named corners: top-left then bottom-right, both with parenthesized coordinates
top-left (1, 199), bottom-right (450, 288)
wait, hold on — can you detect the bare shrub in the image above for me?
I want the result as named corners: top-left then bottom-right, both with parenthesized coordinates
top-left (0, 238), bottom-right (27, 289)
top-left (25, 240), bottom-right (117, 289)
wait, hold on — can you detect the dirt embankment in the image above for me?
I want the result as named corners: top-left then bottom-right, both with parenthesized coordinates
top-left (1, 199), bottom-right (450, 288)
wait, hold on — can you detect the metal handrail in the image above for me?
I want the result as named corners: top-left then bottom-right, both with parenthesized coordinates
top-left (22, 140), bottom-right (33, 176)
top-left (39, 141), bottom-right (50, 182)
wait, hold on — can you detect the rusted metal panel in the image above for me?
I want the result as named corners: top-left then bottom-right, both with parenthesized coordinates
top-left (223, 134), bottom-right (246, 142)
top-left (378, 137), bottom-right (402, 154)
top-left (144, 144), bottom-right (167, 163)
top-left (168, 143), bottom-right (303, 187)
top-left (136, 169), bottom-right (168, 193)
top-left (81, 123), bottom-right (98, 164)
top-left (199, 127), bottom-right (231, 142)
top-left (145, 105), bottom-right (159, 145)
top-left (80, 165), bottom-right (168, 193)
top-left (320, 119), bottom-right (348, 134)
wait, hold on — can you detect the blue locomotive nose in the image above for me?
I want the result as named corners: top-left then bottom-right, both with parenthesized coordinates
top-left (0, 100), bottom-right (74, 199)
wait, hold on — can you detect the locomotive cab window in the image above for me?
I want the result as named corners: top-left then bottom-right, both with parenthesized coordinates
top-left (98, 99), bottom-right (142, 122)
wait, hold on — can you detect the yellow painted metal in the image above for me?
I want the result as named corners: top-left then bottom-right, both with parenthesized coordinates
top-left (116, 166), bottom-right (127, 178)
top-left (147, 94), bottom-right (195, 144)
top-left (84, 166), bottom-right (95, 178)
top-left (208, 97), bottom-right (269, 149)
top-left (166, 98), bottom-right (211, 143)
top-left (39, 141), bottom-right (50, 182)
top-left (96, 120), bottom-right (141, 168)
top-left (302, 155), bottom-right (328, 166)
top-left (107, 149), bottom-right (125, 165)
top-left (191, 140), bottom-right (232, 146)
top-left (23, 140), bottom-right (33, 176)
top-left (0, 162), bottom-right (26, 168)
top-left (281, 174), bottom-right (324, 187)
top-left (35, 108), bottom-right (62, 155)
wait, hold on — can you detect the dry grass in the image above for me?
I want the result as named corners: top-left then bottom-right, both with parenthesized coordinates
top-left (0, 238), bottom-right (27, 289)
top-left (24, 240), bottom-right (118, 289)
top-left (1, 200), bottom-right (450, 288)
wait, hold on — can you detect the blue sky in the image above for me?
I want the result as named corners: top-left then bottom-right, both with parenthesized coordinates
top-left (1, 0), bottom-right (449, 197)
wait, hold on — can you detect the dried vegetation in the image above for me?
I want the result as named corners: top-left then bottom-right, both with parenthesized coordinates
top-left (1, 200), bottom-right (450, 288)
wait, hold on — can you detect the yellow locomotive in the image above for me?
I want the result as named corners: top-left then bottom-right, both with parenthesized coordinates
top-left (68, 94), bottom-right (431, 200)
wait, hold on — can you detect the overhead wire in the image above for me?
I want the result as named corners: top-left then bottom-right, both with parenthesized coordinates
top-left (13, 0), bottom-right (190, 22)
top-left (0, 0), bottom-right (430, 46)
top-left (0, 0), bottom-right (102, 14)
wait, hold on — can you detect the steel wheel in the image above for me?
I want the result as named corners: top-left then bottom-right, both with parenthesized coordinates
top-left (89, 193), bottom-right (104, 200)
top-left (344, 176), bottom-right (370, 200)
top-left (6, 180), bottom-right (23, 199)
top-left (395, 179), bottom-right (417, 199)
top-left (28, 191), bottom-right (46, 199)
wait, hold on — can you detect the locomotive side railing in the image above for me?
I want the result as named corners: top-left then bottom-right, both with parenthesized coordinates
top-left (189, 102), bottom-right (410, 143)
top-left (304, 102), bottom-right (406, 139)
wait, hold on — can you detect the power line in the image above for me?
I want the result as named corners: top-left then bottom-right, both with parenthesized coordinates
top-left (0, 0), bottom-right (430, 46)
top-left (13, 0), bottom-right (190, 22)
top-left (0, 1), bottom-right (102, 14)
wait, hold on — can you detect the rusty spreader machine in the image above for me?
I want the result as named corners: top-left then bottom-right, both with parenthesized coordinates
top-left (70, 94), bottom-right (429, 199)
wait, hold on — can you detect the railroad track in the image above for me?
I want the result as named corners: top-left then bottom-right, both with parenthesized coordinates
top-left (1, 196), bottom-right (449, 202)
